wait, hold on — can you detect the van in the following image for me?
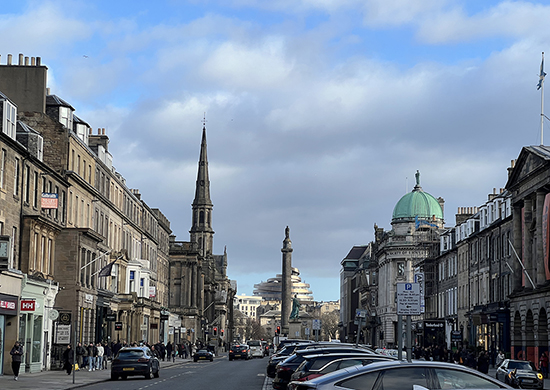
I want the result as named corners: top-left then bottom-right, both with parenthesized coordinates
top-left (247, 340), bottom-right (264, 358)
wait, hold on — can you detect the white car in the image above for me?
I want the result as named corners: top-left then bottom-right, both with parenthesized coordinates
top-left (247, 340), bottom-right (264, 358)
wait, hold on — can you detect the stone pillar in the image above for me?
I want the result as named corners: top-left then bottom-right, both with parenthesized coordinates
top-left (281, 226), bottom-right (293, 336)
top-left (512, 204), bottom-right (523, 291)
top-left (524, 198), bottom-right (533, 289)
top-left (536, 190), bottom-right (546, 285)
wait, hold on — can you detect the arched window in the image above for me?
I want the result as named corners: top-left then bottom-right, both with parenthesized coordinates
top-left (199, 211), bottom-right (205, 224)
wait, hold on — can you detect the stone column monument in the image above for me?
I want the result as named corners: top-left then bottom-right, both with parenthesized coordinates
top-left (281, 226), bottom-right (293, 336)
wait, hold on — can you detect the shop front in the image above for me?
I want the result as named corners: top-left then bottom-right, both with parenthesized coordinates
top-left (0, 270), bottom-right (23, 376)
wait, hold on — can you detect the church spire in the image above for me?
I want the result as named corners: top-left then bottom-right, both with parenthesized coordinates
top-left (190, 119), bottom-right (214, 256)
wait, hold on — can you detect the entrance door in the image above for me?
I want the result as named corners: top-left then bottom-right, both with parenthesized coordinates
top-left (0, 315), bottom-right (5, 375)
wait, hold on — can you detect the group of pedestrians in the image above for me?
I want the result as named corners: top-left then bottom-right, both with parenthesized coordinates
top-left (62, 342), bottom-right (110, 375)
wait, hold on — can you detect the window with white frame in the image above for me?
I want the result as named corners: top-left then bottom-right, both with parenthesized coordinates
top-left (129, 270), bottom-right (135, 292)
top-left (3, 100), bottom-right (16, 139)
top-left (59, 106), bottom-right (73, 129)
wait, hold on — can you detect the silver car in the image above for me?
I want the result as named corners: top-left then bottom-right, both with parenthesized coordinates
top-left (289, 360), bottom-right (513, 390)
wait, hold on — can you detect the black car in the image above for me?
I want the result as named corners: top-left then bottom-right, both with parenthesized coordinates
top-left (229, 344), bottom-right (251, 360)
top-left (267, 343), bottom-right (374, 379)
top-left (111, 346), bottom-right (160, 380)
top-left (193, 348), bottom-right (214, 362)
top-left (496, 359), bottom-right (544, 389)
top-left (290, 353), bottom-right (397, 384)
top-left (273, 349), bottom-right (387, 390)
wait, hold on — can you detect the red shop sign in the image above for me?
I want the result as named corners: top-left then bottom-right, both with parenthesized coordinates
top-left (20, 300), bottom-right (36, 311)
top-left (0, 300), bottom-right (16, 310)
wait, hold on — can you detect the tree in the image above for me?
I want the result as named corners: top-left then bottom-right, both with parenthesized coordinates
top-left (321, 310), bottom-right (339, 340)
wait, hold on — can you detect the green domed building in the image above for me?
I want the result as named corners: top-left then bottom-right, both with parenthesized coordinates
top-left (372, 171), bottom-right (445, 348)
top-left (391, 170), bottom-right (444, 228)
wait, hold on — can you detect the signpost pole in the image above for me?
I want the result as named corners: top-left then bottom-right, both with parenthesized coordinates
top-left (397, 315), bottom-right (403, 360)
top-left (406, 315), bottom-right (412, 362)
top-left (355, 316), bottom-right (362, 347)
top-left (72, 319), bottom-right (76, 384)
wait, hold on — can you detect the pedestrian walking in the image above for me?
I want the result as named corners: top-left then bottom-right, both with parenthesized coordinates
top-left (97, 343), bottom-right (104, 370)
top-left (496, 350), bottom-right (505, 367)
top-left (477, 351), bottom-right (489, 374)
top-left (76, 342), bottom-right (85, 370)
top-left (540, 352), bottom-right (548, 379)
top-left (167, 341), bottom-right (173, 362)
top-left (63, 345), bottom-right (74, 375)
top-left (88, 342), bottom-right (98, 371)
top-left (10, 341), bottom-right (24, 381)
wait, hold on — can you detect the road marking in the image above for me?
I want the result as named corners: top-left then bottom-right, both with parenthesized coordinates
top-left (258, 373), bottom-right (265, 376)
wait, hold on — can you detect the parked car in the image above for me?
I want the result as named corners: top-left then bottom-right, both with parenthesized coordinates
top-left (267, 343), bottom-right (374, 378)
top-left (495, 359), bottom-right (543, 389)
top-left (273, 349), bottom-right (389, 390)
top-left (289, 360), bottom-right (513, 390)
top-left (229, 344), bottom-right (251, 360)
top-left (247, 340), bottom-right (264, 358)
top-left (111, 346), bottom-right (160, 380)
top-left (289, 353), bottom-right (396, 385)
top-left (193, 348), bottom-right (214, 362)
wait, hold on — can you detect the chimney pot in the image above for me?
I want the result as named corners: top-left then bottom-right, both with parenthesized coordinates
top-left (31, 57), bottom-right (36, 66)
top-left (36, 57), bottom-right (41, 66)
top-left (98, 128), bottom-right (101, 134)
top-left (7, 54), bottom-right (12, 65)
top-left (89, 128), bottom-right (92, 135)
top-left (19, 53), bottom-right (23, 65)
top-left (25, 56), bottom-right (29, 66)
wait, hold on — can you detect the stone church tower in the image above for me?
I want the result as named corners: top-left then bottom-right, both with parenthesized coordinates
top-left (169, 124), bottom-right (233, 346)
top-left (190, 126), bottom-right (214, 257)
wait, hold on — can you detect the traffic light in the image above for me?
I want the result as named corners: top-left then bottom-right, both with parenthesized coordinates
top-left (213, 327), bottom-right (218, 336)
top-left (276, 326), bottom-right (280, 335)
top-left (221, 329), bottom-right (224, 337)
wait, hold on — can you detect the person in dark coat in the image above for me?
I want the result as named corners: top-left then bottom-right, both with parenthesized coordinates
top-left (477, 351), bottom-right (489, 374)
top-left (166, 342), bottom-right (173, 362)
top-left (63, 345), bottom-right (75, 375)
top-left (10, 341), bottom-right (24, 381)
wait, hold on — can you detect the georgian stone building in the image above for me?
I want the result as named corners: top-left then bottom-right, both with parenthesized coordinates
top-left (0, 53), bottom-right (234, 374)
top-left (506, 146), bottom-right (550, 362)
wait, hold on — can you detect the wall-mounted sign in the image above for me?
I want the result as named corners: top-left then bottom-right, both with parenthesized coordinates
top-left (115, 322), bottom-right (123, 330)
top-left (105, 313), bottom-right (116, 321)
top-left (20, 300), bottom-right (36, 311)
top-left (59, 312), bottom-right (71, 325)
top-left (41, 193), bottom-right (59, 209)
top-left (55, 324), bottom-right (71, 344)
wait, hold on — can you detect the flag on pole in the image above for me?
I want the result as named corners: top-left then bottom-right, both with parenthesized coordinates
top-left (537, 52), bottom-right (546, 90)
top-left (98, 260), bottom-right (116, 277)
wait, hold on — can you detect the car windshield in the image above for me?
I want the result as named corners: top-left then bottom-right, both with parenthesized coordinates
top-left (248, 341), bottom-right (261, 346)
top-left (508, 361), bottom-right (535, 371)
top-left (234, 346), bottom-right (247, 351)
top-left (117, 350), bottom-right (144, 359)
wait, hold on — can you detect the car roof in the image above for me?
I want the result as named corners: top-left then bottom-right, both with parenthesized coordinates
top-left (303, 352), bottom-right (394, 360)
top-left (299, 359), bottom-right (508, 385)
top-left (296, 347), bottom-right (378, 356)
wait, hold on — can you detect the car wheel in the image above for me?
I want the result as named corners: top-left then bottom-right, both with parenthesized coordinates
top-left (145, 365), bottom-right (153, 379)
top-left (194, 358), bottom-right (198, 362)
top-left (110, 373), bottom-right (118, 381)
top-left (229, 357), bottom-right (233, 361)
top-left (154, 369), bottom-right (160, 378)
top-left (121, 375), bottom-right (127, 380)
top-left (210, 357), bottom-right (213, 362)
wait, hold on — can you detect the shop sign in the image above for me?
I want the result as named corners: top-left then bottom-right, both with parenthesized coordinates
top-left (115, 322), bottom-right (123, 330)
top-left (85, 294), bottom-right (94, 304)
top-left (150, 323), bottom-right (158, 329)
top-left (168, 327), bottom-right (174, 335)
top-left (451, 330), bottom-right (462, 341)
top-left (0, 294), bottom-right (17, 315)
top-left (105, 313), bottom-right (116, 321)
top-left (21, 300), bottom-right (36, 311)
top-left (55, 324), bottom-right (71, 344)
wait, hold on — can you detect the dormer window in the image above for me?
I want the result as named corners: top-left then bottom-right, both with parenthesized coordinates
top-left (59, 106), bottom-right (73, 129)
top-left (3, 100), bottom-right (16, 139)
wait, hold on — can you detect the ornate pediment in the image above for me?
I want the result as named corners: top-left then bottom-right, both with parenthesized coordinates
top-left (506, 146), bottom-right (550, 193)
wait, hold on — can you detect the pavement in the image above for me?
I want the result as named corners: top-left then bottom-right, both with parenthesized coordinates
top-left (0, 353), bottom-right (226, 390)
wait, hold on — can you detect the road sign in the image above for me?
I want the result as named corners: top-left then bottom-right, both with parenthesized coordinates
top-left (355, 309), bottom-right (367, 318)
top-left (397, 282), bottom-right (421, 315)
top-left (312, 319), bottom-right (321, 330)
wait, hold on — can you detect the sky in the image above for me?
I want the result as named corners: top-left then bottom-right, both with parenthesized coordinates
top-left (1, 0), bottom-right (549, 302)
